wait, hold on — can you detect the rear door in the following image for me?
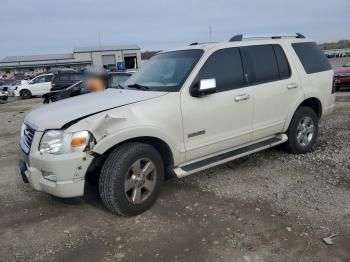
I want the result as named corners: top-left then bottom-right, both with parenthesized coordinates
top-left (243, 44), bottom-right (303, 140)
top-left (181, 47), bottom-right (254, 161)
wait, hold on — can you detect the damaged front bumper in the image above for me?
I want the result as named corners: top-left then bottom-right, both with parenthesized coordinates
top-left (19, 145), bottom-right (94, 198)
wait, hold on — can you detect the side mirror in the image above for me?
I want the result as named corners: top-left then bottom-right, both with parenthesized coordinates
top-left (191, 78), bottom-right (216, 97)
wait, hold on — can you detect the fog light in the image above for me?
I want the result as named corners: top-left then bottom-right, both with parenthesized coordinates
top-left (42, 171), bottom-right (57, 182)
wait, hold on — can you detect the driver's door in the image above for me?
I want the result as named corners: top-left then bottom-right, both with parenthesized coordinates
top-left (30, 75), bottom-right (48, 95)
top-left (181, 47), bottom-right (254, 161)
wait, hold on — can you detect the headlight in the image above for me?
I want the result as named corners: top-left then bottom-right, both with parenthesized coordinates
top-left (39, 130), bottom-right (95, 154)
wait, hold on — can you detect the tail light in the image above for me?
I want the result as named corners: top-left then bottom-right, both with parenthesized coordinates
top-left (332, 77), bottom-right (336, 94)
top-left (51, 82), bottom-right (56, 88)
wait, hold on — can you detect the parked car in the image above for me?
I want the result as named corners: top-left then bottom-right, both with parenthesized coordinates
top-left (0, 86), bottom-right (9, 101)
top-left (50, 70), bottom-right (84, 91)
top-left (343, 61), bottom-right (350, 67)
top-left (334, 67), bottom-right (350, 90)
top-left (1, 80), bottom-right (17, 96)
top-left (19, 34), bottom-right (335, 216)
top-left (43, 72), bottom-right (132, 103)
top-left (14, 74), bottom-right (54, 99)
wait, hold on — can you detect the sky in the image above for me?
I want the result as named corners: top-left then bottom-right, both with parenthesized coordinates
top-left (0, 0), bottom-right (349, 58)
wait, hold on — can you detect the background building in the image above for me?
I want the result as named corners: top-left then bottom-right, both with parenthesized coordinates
top-left (0, 44), bottom-right (141, 79)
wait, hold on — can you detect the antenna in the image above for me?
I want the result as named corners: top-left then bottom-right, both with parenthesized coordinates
top-left (98, 32), bottom-right (102, 49)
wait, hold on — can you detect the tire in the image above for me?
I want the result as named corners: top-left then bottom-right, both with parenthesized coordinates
top-left (20, 89), bottom-right (32, 99)
top-left (284, 106), bottom-right (319, 154)
top-left (99, 142), bottom-right (164, 216)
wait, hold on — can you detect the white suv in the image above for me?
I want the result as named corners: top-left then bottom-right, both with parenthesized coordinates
top-left (19, 34), bottom-right (335, 216)
top-left (14, 73), bottom-right (53, 99)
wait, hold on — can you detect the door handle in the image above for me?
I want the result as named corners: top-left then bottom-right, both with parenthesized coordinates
top-left (234, 93), bottom-right (250, 102)
top-left (287, 83), bottom-right (298, 90)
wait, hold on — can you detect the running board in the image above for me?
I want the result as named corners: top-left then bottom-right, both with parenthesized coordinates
top-left (174, 134), bottom-right (288, 178)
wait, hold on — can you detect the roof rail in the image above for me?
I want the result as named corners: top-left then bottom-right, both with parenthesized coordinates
top-left (229, 33), bottom-right (306, 42)
top-left (188, 41), bottom-right (217, 46)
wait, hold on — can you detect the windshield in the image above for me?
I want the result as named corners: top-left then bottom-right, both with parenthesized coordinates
top-left (123, 49), bottom-right (203, 92)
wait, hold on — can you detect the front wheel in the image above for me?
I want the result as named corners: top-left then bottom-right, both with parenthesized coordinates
top-left (20, 89), bottom-right (32, 99)
top-left (99, 142), bottom-right (164, 216)
top-left (284, 106), bottom-right (319, 154)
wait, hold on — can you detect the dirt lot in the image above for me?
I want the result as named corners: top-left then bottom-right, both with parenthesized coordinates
top-left (0, 91), bottom-right (350, 262)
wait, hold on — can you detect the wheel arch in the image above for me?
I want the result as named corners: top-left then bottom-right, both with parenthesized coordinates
top-left (103, 136), bottom-right (174, 171)
top-left (283, 96), bottom-right (322, 131)
top-left (90, 133), bottom-right (178, 180)
top-left (299, 97), bottom-right (322, 119)
top-left (19, 88), bottom-right (32, 96)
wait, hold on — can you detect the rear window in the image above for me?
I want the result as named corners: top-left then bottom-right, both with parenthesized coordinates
top-left (245, 45), bottom-right (280, 84)
top-left (45, 75), bottom-right (53, 82)
top-left (58, 73), bottom-right (69, 81)
top-left (292, 42), bottom-right (331, 74)
top-left (273, 45), bottom-right (291, 79)
top-left (71, 73), bottom-right (83, 81)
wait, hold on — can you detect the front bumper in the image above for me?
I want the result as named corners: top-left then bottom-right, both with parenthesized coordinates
top-left (19, 137), bottom-right (94, 198)
top-left (19, 159), bottom-right (86, 198)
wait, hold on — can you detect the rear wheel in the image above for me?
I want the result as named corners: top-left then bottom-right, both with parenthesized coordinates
top-left (20, 89), bottom-right (32, 99)
top-left (284, 106), bottom-right (319, 154)
top-left (99, 142), bottom-right (164, 216)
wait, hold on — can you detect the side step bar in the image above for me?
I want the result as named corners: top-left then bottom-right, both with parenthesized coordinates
top-left (173, 134), bottom-right (288, 178)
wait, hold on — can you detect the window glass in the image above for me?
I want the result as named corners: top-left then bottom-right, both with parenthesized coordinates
top-left (273, 45), bottom-right (291, 79)
top-left (292, 42), bottom-right (331, 74)
top-left (59, 74), bottom-right (69, 81)
top-left (196, 48), bottom-right (244, 92)
top-left (245, 45), bottom-right (279, 84)
top-left (71, 73), bottom-right (83, 81)
top-left (45, 75), bottom-right (53, 82)
top-left (32, 75), bottom-right (46, 84)
top-left (124, 50), bottom-right (203, 92)
top-left (110, 74), bottom-right (130, 88)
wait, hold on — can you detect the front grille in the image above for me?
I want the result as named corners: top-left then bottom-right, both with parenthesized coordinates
top-left (20, 124), bottom-right (36, 154)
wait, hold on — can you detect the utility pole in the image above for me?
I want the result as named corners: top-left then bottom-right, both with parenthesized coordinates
top-left (98, 32), bottom-right (102, 49)
top-left (209, 25), bottom-right (212, 42)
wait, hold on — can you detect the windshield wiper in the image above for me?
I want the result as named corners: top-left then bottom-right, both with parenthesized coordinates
top-left (127, 83), bottom-right (150, 91)
top-left (117, 84), bottom-right (124, 89)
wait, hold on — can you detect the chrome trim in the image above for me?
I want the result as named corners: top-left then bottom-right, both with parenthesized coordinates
top-left (20, 123), bottom-right (36, 155)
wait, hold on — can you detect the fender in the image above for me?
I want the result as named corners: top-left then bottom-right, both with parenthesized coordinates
top-left (92, 126), bottom-right (185, 166)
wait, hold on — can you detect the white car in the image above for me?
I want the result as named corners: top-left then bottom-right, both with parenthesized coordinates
top-left (19, 34), bottom-right (335, 216)
top-left (14, 74), bottom-right (53, 99)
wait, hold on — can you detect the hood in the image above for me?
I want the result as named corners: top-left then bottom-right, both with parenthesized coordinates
top-left (25, 89), bottom-right (167, 131)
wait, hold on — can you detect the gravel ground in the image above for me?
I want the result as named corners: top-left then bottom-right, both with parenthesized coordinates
top-left (0, 92), bottom-right (349, 262)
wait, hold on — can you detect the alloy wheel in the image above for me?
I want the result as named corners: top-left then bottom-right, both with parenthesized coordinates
top-left (124, 158), bottom-right (157, 204)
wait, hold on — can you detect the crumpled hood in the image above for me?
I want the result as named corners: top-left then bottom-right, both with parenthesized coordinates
top-left (25, 89), bottom-right (167, 131)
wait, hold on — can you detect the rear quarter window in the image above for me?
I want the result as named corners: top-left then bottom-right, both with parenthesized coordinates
top-left (292, 42), bottom-right (331, 74)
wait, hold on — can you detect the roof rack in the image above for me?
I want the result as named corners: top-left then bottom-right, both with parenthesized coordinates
top-left (188, 41), bottom-right (217, 46)
top-left (229, 33), bottom-right (306, 42)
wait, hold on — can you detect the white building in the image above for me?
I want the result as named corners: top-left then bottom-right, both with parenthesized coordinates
top-left (0, 44), bottom-right (141, 78)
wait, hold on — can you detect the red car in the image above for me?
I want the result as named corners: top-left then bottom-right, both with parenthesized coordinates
top-left (334, 62), bottom-right (350, 91)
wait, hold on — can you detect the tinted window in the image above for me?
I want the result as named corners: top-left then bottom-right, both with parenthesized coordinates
top-left (292, 42), bottom-right (331, 74)
top-left (196, 48), bottom-right (244, 92)
top-left (71, 73), bottom-right (83, 81)
top-left (245, 45), bottom-right (279, 84)
top-left (45, 75), bottom-right (53, 82)
top-left (59, 74), bottom-right (69, 81)
top-left (273, 45), bottom-right (291, 79)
